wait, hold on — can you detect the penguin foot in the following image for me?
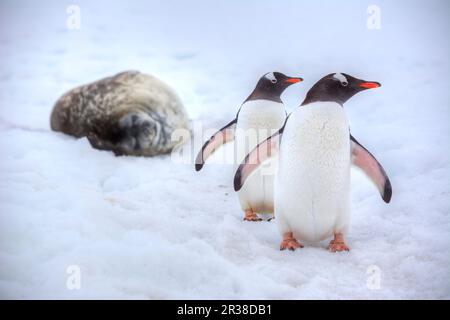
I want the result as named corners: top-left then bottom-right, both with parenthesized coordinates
top-left (243, 210), bottom-right (262, 222)
top-left (280, 232), bottom-right (303, 251)
top-left (328, 233), bottom-right (350, 252)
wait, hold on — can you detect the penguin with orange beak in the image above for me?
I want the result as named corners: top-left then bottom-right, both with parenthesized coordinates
top-left (234, 73), bottom-right (391, 251)
top-left (195, 72), bottom-right (303, 221)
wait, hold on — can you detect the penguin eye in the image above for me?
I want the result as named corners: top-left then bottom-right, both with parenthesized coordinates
top-left (342, 81), bottom-right (348, 87)
top-left (271, 79), bottom-right (277, 84)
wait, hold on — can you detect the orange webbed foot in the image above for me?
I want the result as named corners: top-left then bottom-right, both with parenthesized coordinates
top-left (280, 232), bottom-right (303, 251)
top-left (328, 233), bottom-right (350, 252)
top-left (243, 210), bottom-right (262, 222)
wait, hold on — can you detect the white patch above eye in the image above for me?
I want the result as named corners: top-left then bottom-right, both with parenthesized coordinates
top-left (333, 73), bottom-right (348, 84)
top-left (265, 72), bottom-right (277, 82)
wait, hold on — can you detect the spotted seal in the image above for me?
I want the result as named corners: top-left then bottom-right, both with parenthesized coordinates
top-left (50, 70), bottom-right (189, 156)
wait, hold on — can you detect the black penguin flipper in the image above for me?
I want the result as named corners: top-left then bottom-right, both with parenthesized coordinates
top-left (350, 134), bottom-right (392, 203)
top-left (195, 118), bottom-right (237, 171)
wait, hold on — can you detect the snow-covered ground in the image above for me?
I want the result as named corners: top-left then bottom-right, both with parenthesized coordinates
top-left (0, 0), bottom-right (449, 299)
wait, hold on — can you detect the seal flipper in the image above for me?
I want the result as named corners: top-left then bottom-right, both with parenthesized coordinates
top-left (87, 132), bottom-right (121, 154)
top-left (350, 134), bottom-right (392, 203)
top-left (195, 118), bottom-right (237, 171)
top-left (234, 124), bottom-right (285, 191)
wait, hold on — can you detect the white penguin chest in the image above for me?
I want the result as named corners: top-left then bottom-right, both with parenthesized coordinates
top-left (276, 102), bottom-right (351, 241)
top-left (235, 100), bottom-right (286, 156)
top-left (281, 102), bottom-right (350, 174)
top-left (236, 100), bottom-right (286, 133)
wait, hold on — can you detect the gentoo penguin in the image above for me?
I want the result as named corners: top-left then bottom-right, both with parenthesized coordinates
top-left (234, 73), bottom-right (392, 251)
top-left (195, 72), bottom-right (303, 221)
top-left (51, 70), bottom-right (189, 156)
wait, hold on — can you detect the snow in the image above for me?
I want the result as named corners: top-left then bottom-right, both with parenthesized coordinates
top-left (0, 0), bottom-right (449, 299)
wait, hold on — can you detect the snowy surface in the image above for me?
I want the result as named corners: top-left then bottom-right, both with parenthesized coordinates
top-left (0, 0), bottom-right (449, 299)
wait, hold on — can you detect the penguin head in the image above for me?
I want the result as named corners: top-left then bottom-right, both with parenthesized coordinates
top-left (245, 72), bottom-right (303, 103)
top-left (302, 73), bottom-right (381, 106)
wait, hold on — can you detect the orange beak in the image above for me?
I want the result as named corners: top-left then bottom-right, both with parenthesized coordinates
top-left (359, 81), bottom-right (381, 89)
top-left (285, 77), bottom-right (303, 84)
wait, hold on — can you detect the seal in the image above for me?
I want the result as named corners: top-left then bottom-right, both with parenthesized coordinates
top-left (50, 70), bottom-right (189, 156)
